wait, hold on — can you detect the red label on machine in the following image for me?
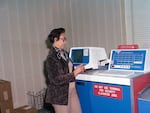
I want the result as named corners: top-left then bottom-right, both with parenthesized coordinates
top-left (117, 44), bottom-right (139, 49)
top-left (93, 84), bottom-right (123, 100)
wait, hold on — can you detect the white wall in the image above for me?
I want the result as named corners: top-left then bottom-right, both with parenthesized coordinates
top-left (0, 0), bottom-right (72, 107)
top-left (125, 0), bottom-right (150, 48)
top-left (70, 0), bottom-right (126, 53)
top-left (0, 0), bottom-right (126, 108)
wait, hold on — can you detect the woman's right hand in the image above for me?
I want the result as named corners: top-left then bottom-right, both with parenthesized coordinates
top-left (73, 64), bottom-right (85, 76)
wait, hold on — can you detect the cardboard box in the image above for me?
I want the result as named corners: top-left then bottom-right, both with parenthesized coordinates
top-left (0, 80), bottom-right (12, 102)
top-left (14, 105), bottom-right (38, 113)
top-left (0, 100), bottom-right (14, 113)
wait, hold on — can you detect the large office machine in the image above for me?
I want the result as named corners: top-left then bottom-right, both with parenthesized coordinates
top-left (69, 47), bottom-right (108, 69)
top-left (70, 48), bottom-right (150, 113)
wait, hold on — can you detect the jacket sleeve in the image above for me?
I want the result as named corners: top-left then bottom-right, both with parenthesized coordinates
top-left (46, 56), bottom-right (75, 86)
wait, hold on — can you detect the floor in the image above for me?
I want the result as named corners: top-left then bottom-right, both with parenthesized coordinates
top-left (38, 109), bottom-right (52, 113)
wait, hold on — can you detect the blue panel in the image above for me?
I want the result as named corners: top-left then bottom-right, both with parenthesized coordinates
top-left (90, 82), bottom-right (132, 113)
top-left (138, 85), bottom-right (150, 113)
top-left (76, 80), bottom-right (132, 113)
top-left (138, 99), bottom-right (150, 113)
top-left (110, 50), bottom-right (146, 71)
top-left (76, 80), bottom-right (92, 113)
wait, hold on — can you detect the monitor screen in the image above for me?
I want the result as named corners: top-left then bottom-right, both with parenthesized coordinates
top-left (109, 50), bottom-right (146, 71)
top-left (70, 48), bottom-right (89, 66)
top-left (72, 49), bottom-right (83, 63)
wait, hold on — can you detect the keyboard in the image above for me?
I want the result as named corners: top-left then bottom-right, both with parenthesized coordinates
top-left (98, 70), bottom-right (135, 77)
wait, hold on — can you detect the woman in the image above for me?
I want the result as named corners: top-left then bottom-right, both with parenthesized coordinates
top-left (45, 27), bottom-right (85, 113)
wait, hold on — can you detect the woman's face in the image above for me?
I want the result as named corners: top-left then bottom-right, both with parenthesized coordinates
top-left (54, 33), bottom-right (67, 49)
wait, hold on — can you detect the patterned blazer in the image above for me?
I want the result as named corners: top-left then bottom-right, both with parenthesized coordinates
top-left (45, 47), bottom-right (75, 105)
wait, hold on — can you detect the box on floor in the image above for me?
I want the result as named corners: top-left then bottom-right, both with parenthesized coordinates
top-left (14, 105), bottom-right (38, 113)
top-left (0, 80), bottom-right (14, 113)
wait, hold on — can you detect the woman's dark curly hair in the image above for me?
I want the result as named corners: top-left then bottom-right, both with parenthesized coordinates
top-left (48, 27), bottom-right (65, 44)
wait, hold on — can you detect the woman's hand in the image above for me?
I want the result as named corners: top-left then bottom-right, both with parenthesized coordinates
top-left (73, 65), bottom-right (85, 76)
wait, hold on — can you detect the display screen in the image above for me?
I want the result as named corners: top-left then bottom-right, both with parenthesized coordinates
top-left (72, 49), bottom-right (83, 63)
top-left (70, 48), bottom-right (89, 65)
top-left (110, 50), bottom-right (146, 71)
